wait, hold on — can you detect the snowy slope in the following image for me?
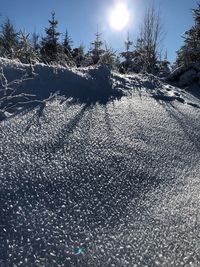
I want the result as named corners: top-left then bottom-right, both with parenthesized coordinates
top-left (0, 59), bottom-right (200, 266)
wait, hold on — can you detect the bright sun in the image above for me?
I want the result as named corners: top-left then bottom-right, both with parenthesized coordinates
top-left (109, 2), bottom-right (130, 31)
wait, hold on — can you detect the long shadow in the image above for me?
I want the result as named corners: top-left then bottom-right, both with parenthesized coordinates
top-left (164, 103), bottom-right (200, 151)
top-left (152, 94), bottom-right (183, 102)
top-left (0, 102), bottom-right (92, 263)
top-left (0, 171), bottom-right (158, 266)
top-left (23, 102), bottom-right (46, 133)
top-left (2, 89), bottom-right (190, 266)
top-left (153, 98), bottom-right (200, 152)
top-left (0, 101), bottom-right (167, 266)
top-left (103, 105), bottom-right (113, 139)
top-left (49, 102), bottom-right (91, 153)
top-left (23, 102), bottom-right (92, 156)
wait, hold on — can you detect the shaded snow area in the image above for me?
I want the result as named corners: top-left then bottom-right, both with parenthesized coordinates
top-left (0, 59), bottom-right (200, 266)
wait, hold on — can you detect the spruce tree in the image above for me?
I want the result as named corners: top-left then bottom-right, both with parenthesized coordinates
top-left (132, 37), bottom-right (145, 73)
top-left (139, 6), bottom-right (163, 73)
top-left (158, 50), bottom-right (171, 77)
top-left (41, 11), bottom-right (61, 63)
top-left (61, 30), bottom-right (75, 66)
top-left (63, 30), bottom-right (72, 58)
top-left (120, 33), bottom-right (134, 72)
top-left (100, 44), bottom-right (117, 68)
top-left (18, 31), bottom-right (38, 63)
top-left (0, 19), bottom-right (19, 59)
top-left (90, 30), bottom-right (105, 64)
top-left (0, 35), bottom-right (3, 56)
top-left (176, 3), bottom-right (200, 67)
top-left (72, 45), bottom-right (85, 67)
top-left (32, 32), bottom-right (40, 54)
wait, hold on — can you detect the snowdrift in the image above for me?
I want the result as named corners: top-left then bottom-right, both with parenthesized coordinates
top-left (0, 57), bottom-right (123, 104)
top-left (1, 58), bottom-right (200, 266)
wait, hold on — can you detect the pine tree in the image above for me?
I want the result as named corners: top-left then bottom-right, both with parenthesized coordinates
top-left (0, 35), bottom-right (3, 56)
top-left (90, 30), bottom-right (105, 64)
top-left (72, 45), bottom-right (85, 67)
top-left (32, 32), bottom-right (40, 53)
top-left (61, 30), bottom-right (75, 66)
top-left (132, 37), bottom-right (145, 73)
top-left (18, 31), bottom-right (38, 63)
top-left (120, 33), bottom-right (134, 72)
top-left (63, 30), bottom-right (72, 58)
top-left (157, 50), bottom-right (171, 77)
top-left (100, 43), bottom-right (117, 69)
top-left (0, 19), bottom-right (19, 59)
top-left (41, 11), bottom-right (61, 63)
top-left (139, 6), bottom-right (163, 73)
top-left (176, 3), bottom-right (200, 67)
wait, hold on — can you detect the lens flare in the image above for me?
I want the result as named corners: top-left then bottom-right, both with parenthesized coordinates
top-left (109, 2), bottom-right (130, 31)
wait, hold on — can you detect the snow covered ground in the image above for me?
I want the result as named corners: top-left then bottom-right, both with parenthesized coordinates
top-left (0, 59), bottom-right (200, 266)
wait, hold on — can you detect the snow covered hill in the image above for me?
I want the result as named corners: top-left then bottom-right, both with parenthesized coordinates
top-left (0, 59), bottom-right (200, 266)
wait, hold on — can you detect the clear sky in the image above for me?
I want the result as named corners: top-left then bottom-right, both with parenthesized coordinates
top-left (0, 0), bottom-right (197, 62)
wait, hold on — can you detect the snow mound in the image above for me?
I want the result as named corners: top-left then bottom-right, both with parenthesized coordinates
top-left (1, 58), bottom-right (200, 266)
top-left (1, 57), bottom-right (199, 106)
top-left (0, 58), bottom-right (124, 104)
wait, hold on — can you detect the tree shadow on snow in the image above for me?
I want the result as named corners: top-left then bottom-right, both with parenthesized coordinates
top-left (154, 99), bottom-right (200, 151)
top-left (0, 99), bottom-right (165, 266)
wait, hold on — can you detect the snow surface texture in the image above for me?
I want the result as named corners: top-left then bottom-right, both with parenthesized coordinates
top-left (0, 59), bottom-right (200, 266)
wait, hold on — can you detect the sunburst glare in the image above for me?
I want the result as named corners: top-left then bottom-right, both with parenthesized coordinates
top-left (109, 2), bottom-right (130, 31)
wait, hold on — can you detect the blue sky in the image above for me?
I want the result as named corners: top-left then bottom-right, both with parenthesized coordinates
top-left (0, 0), bottom-right (197, 62)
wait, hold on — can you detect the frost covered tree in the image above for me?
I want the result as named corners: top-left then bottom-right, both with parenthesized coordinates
top-left (90, 30), bottom-right (105, 64)
top-left (175, 3), bottom-right (200, 68)
top-left (0, 35), bottom-right (2, 55)
top-left (72, 45), bottom-right (85, 67)
top-left (41, 11), bottom-right (61, 63)
top-left (32, 32), bottom-right (41, 57)
top-left (32, 32), bottom-right (40, 50)
top-left (61, 30), bottom-right (75, 66)
top-left (18, 31), bottom-right (38, 63)
top-left (139, 6), bottom-right (164, 73)
top-left (63, 30), bottom-right (73, 58)
top-left (120, 33), bottom-right (134, 72)
top-left (0, 19), bottom-right (19, 59)
top-left (100, 44), bottom-right (117, 69)
top-left (119, 6), bottom-right (164, 74)
top-left (132, 38), bottom-right (145, 72)
top-left (158, 51), bottom-right (171, 77)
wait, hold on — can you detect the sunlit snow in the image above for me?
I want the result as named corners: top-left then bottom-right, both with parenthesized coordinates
top-left (0, 59), bottom-right (200, 266)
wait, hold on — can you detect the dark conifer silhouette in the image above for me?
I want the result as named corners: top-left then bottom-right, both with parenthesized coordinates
top-left (176, 3), bottom-right (200, 67)
top-left (63, 30), bottom-right (73, 58)
top-left (0, 18), bottom-right (19, 59)
top-left (120, 33), bottom-right (134, 72)
top-left (90, 30), bottom-right (105, 64)
top-left (41, 11), bottom-right (61, 63)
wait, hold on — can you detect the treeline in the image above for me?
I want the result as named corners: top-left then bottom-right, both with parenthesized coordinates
top-left (0, 6), bottom-right (170, 76)
top-left (0, 12), bottom-right (119, 69)
top-left (0, 2), bottom-right (200, 81)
